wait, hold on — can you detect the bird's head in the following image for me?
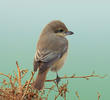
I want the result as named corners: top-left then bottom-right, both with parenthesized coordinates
top-left (42, 20), bottom-right (74, 37)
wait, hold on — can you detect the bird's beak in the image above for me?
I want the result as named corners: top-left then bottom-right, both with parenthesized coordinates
top-left (65, 31), bottom-right (74, 35)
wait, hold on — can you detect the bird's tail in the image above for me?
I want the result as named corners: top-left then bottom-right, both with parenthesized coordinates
top-left (33, 68), bottom-right (49, 90)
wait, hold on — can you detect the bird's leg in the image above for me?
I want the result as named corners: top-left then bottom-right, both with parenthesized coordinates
top-left (55, 72), bottom-right (61, 84)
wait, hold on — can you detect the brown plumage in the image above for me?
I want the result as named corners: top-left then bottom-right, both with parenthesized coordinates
top-left (33, 20), bottom-right (74, 90)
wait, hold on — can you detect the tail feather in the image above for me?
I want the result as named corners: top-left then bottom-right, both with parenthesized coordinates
top-left (33, 69), bottom-right (49, 90)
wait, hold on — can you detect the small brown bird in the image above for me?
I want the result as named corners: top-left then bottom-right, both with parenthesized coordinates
top-left (33, 20), bottom-right (74, 90)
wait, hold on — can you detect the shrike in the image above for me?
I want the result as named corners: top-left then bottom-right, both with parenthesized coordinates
top-left (33, 20), bottom-right (74, 90)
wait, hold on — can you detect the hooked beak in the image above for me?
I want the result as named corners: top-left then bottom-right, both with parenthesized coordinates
top-left (65, 31), bottom-right (74, 35)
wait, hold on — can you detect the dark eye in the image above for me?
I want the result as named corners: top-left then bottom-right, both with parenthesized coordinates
top-left (59, 29), bottom-right (64, 32)
top-left (55, 29), bottom-right (64, 33)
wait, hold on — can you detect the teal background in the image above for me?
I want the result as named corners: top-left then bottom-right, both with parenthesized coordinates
top-left (0, 0), bottom-right (110, 99)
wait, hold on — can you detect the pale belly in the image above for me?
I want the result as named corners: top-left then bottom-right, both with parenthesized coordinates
top-left (50, 52), bottom-right (68, 72)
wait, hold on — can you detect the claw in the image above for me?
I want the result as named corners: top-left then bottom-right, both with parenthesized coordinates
top-left (55, 72), bottom-right (61, 84)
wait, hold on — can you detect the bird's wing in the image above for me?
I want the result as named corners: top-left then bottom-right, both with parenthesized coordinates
top-left (34, 34), bottom-right (68, 72)
top-left (33, 49), bottom-right (59, 72)
top-left (35, 49), bottom-right (61, 62)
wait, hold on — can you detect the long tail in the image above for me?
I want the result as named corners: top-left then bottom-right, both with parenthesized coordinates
top-left (33, 68), bottom-right (49, 90)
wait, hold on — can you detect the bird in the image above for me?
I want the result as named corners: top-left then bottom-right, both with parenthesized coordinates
top-left (33, 20), bottom-right (74, 90)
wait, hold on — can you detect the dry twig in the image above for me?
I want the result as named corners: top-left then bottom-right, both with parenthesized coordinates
top-left (21, 71), bottom-right (35, 100)
top-left (97, 92), bottom-right (101, 100)
top-left (46, 74), bottom-right (106, 82)
top-left (16, 61), bottom-right (22, 93)
top-left (0, 61), bottom-right (106, 100)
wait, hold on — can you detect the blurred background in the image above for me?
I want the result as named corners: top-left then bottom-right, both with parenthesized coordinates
top-left (0, 0), bottom-right (110, 99)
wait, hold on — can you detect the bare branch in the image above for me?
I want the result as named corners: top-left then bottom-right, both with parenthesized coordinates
top-left (16, 61), bottom-right (22, 93)
top-left (0, 61), bottom-right (106, 100)
top-left (46, 74), bottom-right (106, 82)
top-left (97, 92), bottom-right (101, 100)
top-left (21, 71), bottom-right (35, 100)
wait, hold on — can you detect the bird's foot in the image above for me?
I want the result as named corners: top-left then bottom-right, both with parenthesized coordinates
top-left (55, 74), bottom-right (61, 84)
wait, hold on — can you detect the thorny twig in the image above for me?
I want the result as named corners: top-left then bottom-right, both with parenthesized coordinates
top-left (16, 61), bottom-right (22, 93)
top-left (0, 73), bottom-right (14, 89)
top-left (97, 92), bottom-right (101, 100)
top-left (46, 74), bottom-right (106, 82)
top-left (0, 89), bottom-right (15, 99)
top-left (21, 71), bottom-right (35, 100)
top-left (55, 81), bottom-right (68, 100)
top-left (0, 61), bottom-right (106, 100)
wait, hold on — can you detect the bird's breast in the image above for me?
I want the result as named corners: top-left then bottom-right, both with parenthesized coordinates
top-left (51, 51), bottom-right (68, 72)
